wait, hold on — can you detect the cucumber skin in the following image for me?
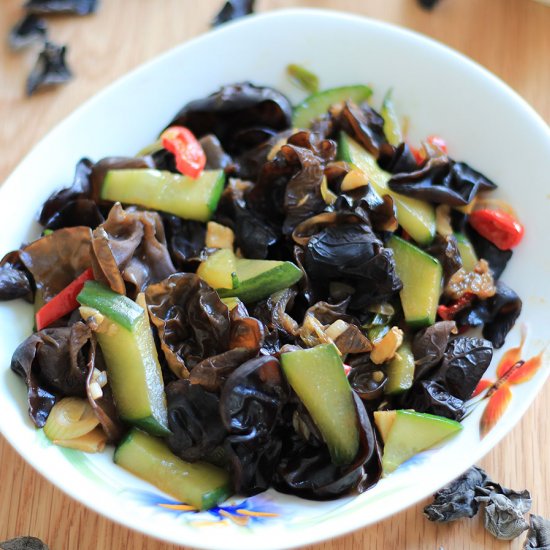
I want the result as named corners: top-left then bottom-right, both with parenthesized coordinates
top-left (92, 311), bottom-right (170, 436)
top-left (114, 429), bottom-right (232, 510)
top-left (387, 235), bottom-right (443, 329)
top-left (217, 261), bottom-right (303, 303)
top-left (101, 169), bottom-right (225, 222)
top-left (131, 415), bottom-right (171, 437)
top-left (78, 282), bottom-right (170, 436)
top-left (92, 315), bottom-right (170, 437)
top-left (206, 172), bottom-right (226, 215)
top-left (292, 85), bottom-right (373, 129)
top-left (77, 281), bottom-right (143, 331)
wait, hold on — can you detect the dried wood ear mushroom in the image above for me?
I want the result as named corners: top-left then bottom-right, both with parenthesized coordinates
top-left (211, 0), bottom-right (255, 27)
top-left (26, 41), bottom-right (72, 96)
top-left (24, 0), bottom-right (98, 15)
top-left (0, 537), bottom-right (49, 550)
top-left (425, 466), bottom-right (536, 542)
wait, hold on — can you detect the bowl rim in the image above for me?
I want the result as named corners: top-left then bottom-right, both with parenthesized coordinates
top-left (1, 8), bottom-right (549, 550)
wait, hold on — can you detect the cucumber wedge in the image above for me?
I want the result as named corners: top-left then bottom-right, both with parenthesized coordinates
top-left (373, 410), bottom-right (397, 444)
top-left (339, 134), bottom-right (435, 245)
top-left (198, 249), bottom-right (303, 304)
top-left (114, 429), bottom-right (232, 510)
top-left (78, 282), bottom-right (169, 436)
top-left (374, 410), bottom-right (462, 474)
top-left (280, 344), bottom-right (359, 466)
top-left (385, 336), bottom-right (415, 395)
top-left (101, 169), bottom-right (225, 222)
top-left (218, 258), bottom-right (302, 303)
top-left (196, 249), bottom-right (238, 290)
top-left (387, 235), bottom-right (442, 329)
top-left (455, 232), bottom-right (478, 272)
top-left (77, 281), bottom-right (143, 331)
top-left (293, 85), bottom-right (372, 129)
top-left (381, 90), bottom-right (403, 146)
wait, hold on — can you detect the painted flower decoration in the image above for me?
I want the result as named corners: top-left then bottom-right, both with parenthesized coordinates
top-left (127, 489), bottom-right (282, 526)
top-left (472, 329), bottom-right (545, 437)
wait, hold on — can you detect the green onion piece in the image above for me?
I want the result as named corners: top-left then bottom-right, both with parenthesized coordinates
top-left (287, 64), bottom-right (320, 94)
top-left (368, 324), bottom-right (390, 343)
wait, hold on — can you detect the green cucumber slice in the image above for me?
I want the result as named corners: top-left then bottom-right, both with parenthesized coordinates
top-left (292, 85), bottom-right (372, 129)
top-left (196, 249), bottom-right (238, 290)
top-left (114, 429), bottom-right (232, 510)
top-left (197, 249), bottom-right (302, 304)
top-left (381, 90), bottom-right (403, 146)
top-left (217, 259), bottom-right (302, 303)
top-left (339, 134), bottom-right (435, 245)
top-left (374, 410), bottom-right (462, 474)
top-left (455, 232), bottom-right (478, 272)
top-left (387, 235), bottom-right (442, 329)
top-left (77, 280), bottom-right (143, 331)
top-left (78, 283), bottom-right (169, 436)
top-left (101, 169), bottom-right (225, 222)
top-left (385, 336), bottom-right (415, 395)
top-left (280, 344), bottom-right (359, 466)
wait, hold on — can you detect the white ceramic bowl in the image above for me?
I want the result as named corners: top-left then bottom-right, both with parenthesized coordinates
top-left (1, 9), bottom-right (549, 550)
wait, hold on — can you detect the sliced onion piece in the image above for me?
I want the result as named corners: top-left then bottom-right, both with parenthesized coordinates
top-left (43, 397), bottom-right (100, 441)
top-left (53, 427), bottom-right (107, 453)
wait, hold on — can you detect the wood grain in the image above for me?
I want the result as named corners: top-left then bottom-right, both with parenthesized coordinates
top-left (1, 0), bottom-right (549, 549)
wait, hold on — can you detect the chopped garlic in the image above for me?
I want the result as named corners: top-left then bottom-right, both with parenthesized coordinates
top-left (79, 306), bottom-right (104, 330)
top-left (370, 327), bottom-right (404, 365)
top-left (89, 381), bottom-right (103, 401)
top-left (325, 319), bottom-right (349, 341)
top-left (97, 371), bottom-right (107, 388)
top-left (205, 221), bottom-right (235, 250)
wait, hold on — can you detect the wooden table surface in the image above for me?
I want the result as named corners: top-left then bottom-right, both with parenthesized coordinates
top-left (1, 1), bottom-right (549, 549)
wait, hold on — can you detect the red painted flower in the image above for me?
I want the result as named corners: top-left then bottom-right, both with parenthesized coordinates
top-left (472, 329), bottom-right (545, 437)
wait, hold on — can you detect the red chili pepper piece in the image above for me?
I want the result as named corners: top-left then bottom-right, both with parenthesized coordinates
top-left (161, 126), bottom-right (206, 179)
top-left (409, 144), bottom-right (425, 166)
top-left (437, 292), bottom-right (476, 321)
top-left (35, 267), bottom-right (94, 331)
top-left (426, 134), bottom-right (448, 154)
top-left (410, 135), bottom-right (448, 166)
top-left (468, 209), bottom-right (525, 251)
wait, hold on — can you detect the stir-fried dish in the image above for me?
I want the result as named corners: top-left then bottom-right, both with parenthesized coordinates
top-left (0, 78), bottom-right (524, 509)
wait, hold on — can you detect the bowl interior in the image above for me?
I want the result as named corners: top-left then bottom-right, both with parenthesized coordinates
top-left (1, 9), bottom-right (549, 550)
